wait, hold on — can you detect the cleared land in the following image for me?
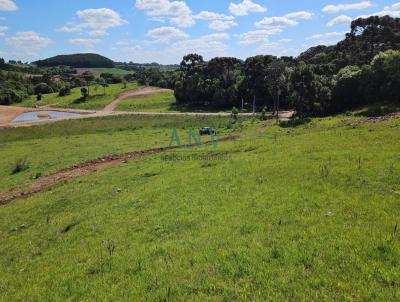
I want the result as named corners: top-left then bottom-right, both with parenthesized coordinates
top-left (17, 82), bottom-right (139, 110)
top-left (104, 87), bottom-right (172, 112)
top-left (116, 90), bottom-right (178, 112)
top-left (0, 112), bottom-right (399, 300)
top-left (76, 68), bottom-right (132, 77)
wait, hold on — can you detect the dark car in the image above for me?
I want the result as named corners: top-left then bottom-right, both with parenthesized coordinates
top-left (199, 127), bottom-right (217, 136)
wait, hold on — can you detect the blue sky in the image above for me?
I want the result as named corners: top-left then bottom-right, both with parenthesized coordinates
top-left (0, 0), bottom-right (399, 63)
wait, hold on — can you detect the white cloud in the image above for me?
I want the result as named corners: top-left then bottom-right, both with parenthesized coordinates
top-left (256, 39), bottom-right (295, 56)
top-left (209, 20), bottom-right (238, 31)
top-left (169, 39), bottom-right (229, 58)
top-left (284, 11), bottom-right (314, 20)
top-left (306, 31), bottom-right (347, 40)
top-left (135, 0), bottom-right (194, 27)
top-left (200, 33), bottom-right (230, 40)
top-left (146, 26), bottom-right (189, 42)
top-left (358, 9), bottom-right (400, 18)
top-left (322, 1), bottom-right (373, 13)
top-left (255, 16), bottom-right (298, 28)
top-left (6, 31), bottom-right (52, 55)
top-left (0, 0), bottom-right (17, 11)
top-left (194, 11), bottom-right (234, 21)
top-left (327, 15), bottom-right (352, 27)
top-left (58, 8), bottom-right (127, 36)
top-left (236, 29), bottom-right (282, 45)
top-left (229, 0), bottom-right (267, 16)
top-left (0, 25), bottom-right (7, 36)
top-left (387, 3), bottom-right (400, 10)
top-left (69, 38), bottom-right (101, 48)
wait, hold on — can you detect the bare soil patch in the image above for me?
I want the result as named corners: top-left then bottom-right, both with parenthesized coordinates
top-left (0, 136), bottom-right (237, 206)
top-left (0, 106), bottom-right (36, 124)
top-left (103, 87), bottom-right (172, 112)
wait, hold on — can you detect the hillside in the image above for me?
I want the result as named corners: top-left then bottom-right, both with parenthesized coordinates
top-left (1, 113), bottom-right (400, 300)
top-left (34, 53), bottom-right (115, 68)
top-left (298, 15), bottom-right (400, 73)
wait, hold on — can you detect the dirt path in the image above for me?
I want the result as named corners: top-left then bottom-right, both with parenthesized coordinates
top-left (103, 87), bottom-right (172, 112)
top-left (0, 106), bottom-right (36, 124)
top-left (0, 136), bottom-right (237, 206)
top-left (0, 86), bottom-right (294, 128)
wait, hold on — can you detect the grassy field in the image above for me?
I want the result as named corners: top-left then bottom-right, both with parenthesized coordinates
top-left (0, 115), bottom-right (230, 192)
top-left (117, 90), bottom-right (232, 113)
top-left (17, 82), bottom-right (139, 110)
top-left (117, 91), bottom-right (178, 112)
top-left (94, 68), bottom-right (132, 76)
top-left (0, 113), bottom-right (400, 301)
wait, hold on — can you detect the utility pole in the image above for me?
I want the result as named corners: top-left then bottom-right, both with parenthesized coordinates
top-left (240, 98), bottom-right (244, 128)
top-left (276, 89), bottom-right (281, 124)
top-left (253, 96), bottom-right (256, 117)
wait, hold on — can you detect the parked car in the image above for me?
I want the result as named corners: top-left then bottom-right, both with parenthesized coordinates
top-left (199, 127), bottom-right (217, 136)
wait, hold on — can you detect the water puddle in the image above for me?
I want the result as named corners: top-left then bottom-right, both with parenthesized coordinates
top-left (12, 111), bottom-right (81, 123)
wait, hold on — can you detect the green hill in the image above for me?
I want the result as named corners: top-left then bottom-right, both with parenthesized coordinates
top-left (298, 15), bottom-right (400, 73)
top-left (34, 53), bottom-right (115, 68)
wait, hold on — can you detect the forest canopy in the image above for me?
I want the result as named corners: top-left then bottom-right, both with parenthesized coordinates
top-left (33, 53), bottom-right (115, 68)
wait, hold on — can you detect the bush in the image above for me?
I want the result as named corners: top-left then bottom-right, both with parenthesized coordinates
top-left (11, 158), bottom-right (29, 174)
top-left (260, 107), bottom-right (267, 120)
top-left (34, 82), bottom-right (53, 94)
top-left (80, 87), bottom-right (89, 100)
top-left (231, 107), bottom-right (239, 121)
top-left (58, 85), bottom-right (71, 97)
top-left (36, 93), bottom-right (42, 101)
top-left (280, 117), bottom-right (311, 128)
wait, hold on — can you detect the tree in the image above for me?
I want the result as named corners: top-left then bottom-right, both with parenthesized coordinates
top-left (34, 82), bottom-right (53, 94)
top-left (370, 50), bottom-right (400, 103)
top-left (266, 60), bottom-right (287, 123)
top-left (82, 71), bottom-right (95, 96)
top-left (332, 65), bottom-right (362, 111)
top-left (80, 87), bottom-right (89, 100)
top-left (289, 62), bottom-right (330, 117)
top-left (97, 78), bottom-right (108, 95)
top-left (243, 55), bottom-right (276, 108)
top-left (180, 54), bottom-right (204, 72)
top-left (58, 85), bottom-right (71, 97)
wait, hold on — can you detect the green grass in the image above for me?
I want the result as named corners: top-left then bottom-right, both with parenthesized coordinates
top-left (17, 82), bottom-right (139, 110)
top-left (0, 115), bottom-right (232, 192)
top-left (1, 113), bottom-right (400, 301)
top-left (94, 68), bottom-right (132, 76)
top-left (117, 90), bottom-right (233, 113)
top-left (117, 91), bottom-right (178, 112)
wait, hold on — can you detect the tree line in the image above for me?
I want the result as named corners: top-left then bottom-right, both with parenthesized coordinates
top-left (139, 16), bottom-right (400, 116)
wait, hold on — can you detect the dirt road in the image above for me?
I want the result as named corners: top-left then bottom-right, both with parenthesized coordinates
top-left (0, 136), bottom-right (237, 205)
top-left (0, 87), bottom-right (294, 128)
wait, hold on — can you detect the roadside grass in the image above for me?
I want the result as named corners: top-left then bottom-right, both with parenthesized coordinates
top-left (0, 115), bottom-right (233, 191)
top-left (117, 91), bottom-right (177, 112)
top-left (117, 90), bottom-right (235, 113)
top-left (1, 114), bottom-right (400, 300)
top-left (17, 82), bottom-right (140, 110)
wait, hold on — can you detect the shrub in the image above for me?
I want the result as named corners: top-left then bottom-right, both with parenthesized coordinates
top-left (58, 85), bottom-right (71, 97)
top-left (34, 82), bottom-right (53, 94)
top-left (11, 158), bottom-right (29, 174)
top-left (80, 87), bottom-right (89, 100)
top-left (231, 107), bottom-right (239, 122)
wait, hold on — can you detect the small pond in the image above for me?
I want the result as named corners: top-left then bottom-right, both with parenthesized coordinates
top-left (12, 111), bottom-right (81, 123)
